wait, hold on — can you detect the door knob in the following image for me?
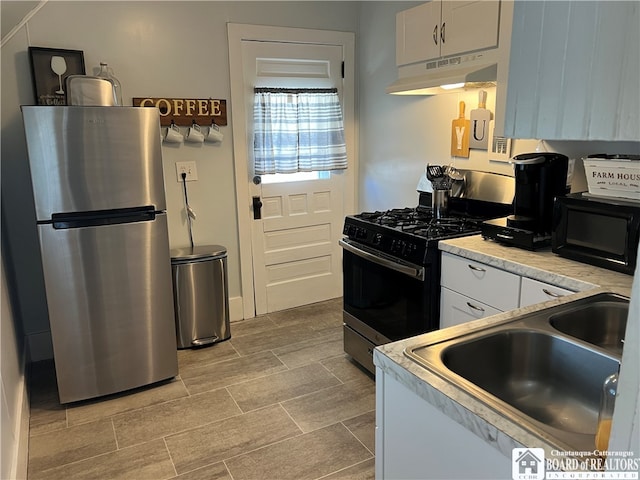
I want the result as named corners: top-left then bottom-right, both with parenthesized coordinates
top-left (252, 196), bottom-right (263, 220)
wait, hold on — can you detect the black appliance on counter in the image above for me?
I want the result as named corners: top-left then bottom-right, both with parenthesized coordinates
top-left (481, 152), bottom-right (569, 250)
top-left (552, 193), bottom-right (640, 275)
top-left (340, 170), bottom-right (514, 374)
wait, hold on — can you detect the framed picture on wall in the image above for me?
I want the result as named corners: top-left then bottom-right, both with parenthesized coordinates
top-left (28, 46), bottom-right (85, 105)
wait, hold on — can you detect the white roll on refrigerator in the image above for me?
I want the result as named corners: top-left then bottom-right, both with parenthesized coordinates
top-left (21, 106), bottom-right (178, 403)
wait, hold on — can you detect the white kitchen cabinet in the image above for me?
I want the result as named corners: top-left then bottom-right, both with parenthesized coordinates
top-left (519, 277), bottom-right (574, 308)
top-left (440, 252), bottom-right (576, 328)
top-left (440, 252), bottom-right (520, 311)
top-left (440, 287), bottom-right (502, 328)
top-left (396, 1), bottom-right (501, 66)
top-left (502, 1), bottom-right (639, 140)
top-left (376, 367), bottom-right (510, 479)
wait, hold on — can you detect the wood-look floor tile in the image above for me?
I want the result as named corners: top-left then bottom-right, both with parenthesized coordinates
top-left (321, 355), bottom-right (374, 383)
top-left (229, 323), bottom-right (321, 356)
top-left (177, 340), bottom-right (239, 372)
top-left (27, 419), bottom-right (116, 474)
top-left (273, 331), bottom-right (344, 368)
top-left (227, 316), bottom-right (277, 338)
top-left (227, 363), bottom-right (341, 412)
top-left (321, 458), bottom-right (376, 480)
top-left (66, 378), bottom-right (189, 426)
top-left (172, 461), bottom-right (231, 480)
top-left (342, 410), bottom-right (376, 453)
top-left (29, 402), bottom-right (67, 437)
top-left (224, 423), bottom-right (372, 480)
top-left (165, 404), bottom-right (301, 475)
top-left (28, 361), bottom-right (67, 436)
top-left (113, 387), bottom-right (241, 448)
top-left (282, 378), bottom-right (376, 433)
top-left (267, 299), bottom-right (342, 330)
top-left (28, 439), bottom-right (175, 480)
top-left (180, 351), bottom-right (287, 395)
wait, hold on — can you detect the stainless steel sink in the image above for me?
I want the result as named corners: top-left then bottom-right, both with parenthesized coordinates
top-left (405, 292), bottom-right (628, 451)
top-left (550, 300), bottom-right (628, 355)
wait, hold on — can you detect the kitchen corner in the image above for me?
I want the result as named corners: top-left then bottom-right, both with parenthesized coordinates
top-left (374, 235), bottom-right (636, 479)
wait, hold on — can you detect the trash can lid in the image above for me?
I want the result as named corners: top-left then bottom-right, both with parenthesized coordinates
top-left (171, 245), bottom-right (227, 261)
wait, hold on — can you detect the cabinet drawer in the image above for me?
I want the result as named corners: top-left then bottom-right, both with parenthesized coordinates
top-left (440, 287), bottom-right (502, 329)
top-left (519, 277), bottom-right (574, 307)
top-left (440, 252), bottom-right (520, 311)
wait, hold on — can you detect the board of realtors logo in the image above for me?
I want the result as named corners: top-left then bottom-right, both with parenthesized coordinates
top-left (513, 448), bottom-right (545, 480)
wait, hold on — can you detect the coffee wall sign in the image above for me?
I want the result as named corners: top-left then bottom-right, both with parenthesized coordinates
top-left (132, 97), bottom-right (227, 126)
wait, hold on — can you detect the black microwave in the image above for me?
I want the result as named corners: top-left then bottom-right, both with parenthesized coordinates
top-left (552, 193), bottom-right (640, 275)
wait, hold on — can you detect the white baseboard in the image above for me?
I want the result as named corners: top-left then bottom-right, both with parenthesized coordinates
top-left (229, 295), bottom-right (244, 321)
top-left (6, 338), bottom-right (29, 480)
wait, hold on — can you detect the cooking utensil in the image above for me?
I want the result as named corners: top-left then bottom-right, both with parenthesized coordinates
top-left (469, 90), bottom-right (491, 150)
top-left (451, 101), bottom-right (470, 157)
top-left (51, 56), bottom-right (67, 94)
top-left (427, 164), bottom-right (444, 180)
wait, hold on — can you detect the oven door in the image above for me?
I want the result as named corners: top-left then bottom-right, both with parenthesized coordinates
top-left (340, 238), bottom-right (439, 344)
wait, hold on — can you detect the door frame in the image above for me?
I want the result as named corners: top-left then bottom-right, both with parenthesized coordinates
top-left (227, 23), bottom-right (357, 318)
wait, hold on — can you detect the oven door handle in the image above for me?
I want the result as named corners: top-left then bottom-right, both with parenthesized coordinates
top-left (339, 239), bottom-right (425, 281)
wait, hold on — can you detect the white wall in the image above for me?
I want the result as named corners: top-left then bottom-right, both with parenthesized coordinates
top-left (0, 255), bottom-right (29, 480)
top-left (1, 1), bottom-right (360, 360)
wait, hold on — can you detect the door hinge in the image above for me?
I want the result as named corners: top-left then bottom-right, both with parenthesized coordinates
top-left (341, 61), bottom-right (345, 79)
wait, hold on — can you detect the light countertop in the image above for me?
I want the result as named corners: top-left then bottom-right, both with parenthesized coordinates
top-left (374, 235), bottom-right (635, 459)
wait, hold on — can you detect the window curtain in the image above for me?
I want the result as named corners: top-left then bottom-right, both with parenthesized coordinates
top-left (253, 88), bottom-right (348, 175)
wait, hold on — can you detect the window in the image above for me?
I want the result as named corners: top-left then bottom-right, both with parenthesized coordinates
top-left (253, 88), bottom-right (348, 176)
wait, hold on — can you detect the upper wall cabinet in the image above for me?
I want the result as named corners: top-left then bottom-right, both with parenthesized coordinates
top-left (503, 1), bottom-right (640, 141)
top-left (396, 1), bottom-right (501, 66)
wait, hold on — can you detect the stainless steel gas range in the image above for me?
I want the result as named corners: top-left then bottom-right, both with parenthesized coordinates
top-left (339, 170), bottom-right (514, 373)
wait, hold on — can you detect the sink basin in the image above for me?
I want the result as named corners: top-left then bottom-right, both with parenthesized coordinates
top-left (404, 292), bottom-right (627, 451)
top-left (550, 301), bottom-right (628, 355)
top-left (441, 330), bottom-right (618, 435)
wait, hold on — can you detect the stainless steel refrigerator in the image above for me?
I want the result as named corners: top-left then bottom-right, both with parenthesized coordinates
top-left (22, 106), bottom-right (178, 403)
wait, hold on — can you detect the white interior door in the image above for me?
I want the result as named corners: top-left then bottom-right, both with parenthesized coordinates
top-left (231, 30), bottom-right (355, 316)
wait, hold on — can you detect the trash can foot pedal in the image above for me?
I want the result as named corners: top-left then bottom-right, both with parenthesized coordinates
top-left (192, 336), bottom-right (218, 347)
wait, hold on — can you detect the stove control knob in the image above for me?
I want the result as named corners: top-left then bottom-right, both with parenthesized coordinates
top-left (373, 233), bottom-right (383, 245)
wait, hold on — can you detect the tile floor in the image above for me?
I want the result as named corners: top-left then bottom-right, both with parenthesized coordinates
top-left (26, 298), bottom-right (376, 480)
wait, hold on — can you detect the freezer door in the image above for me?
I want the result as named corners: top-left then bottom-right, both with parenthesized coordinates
top-left (22, 106), bottom-right (166, 221)
top-left (37, 213), bottom-right (177, 403)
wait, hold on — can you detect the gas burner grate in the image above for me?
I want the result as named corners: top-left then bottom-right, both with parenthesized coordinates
top-left (408, 217), bottom-right (483, 238)
top-left (358, 208), bottom-right (432, 227)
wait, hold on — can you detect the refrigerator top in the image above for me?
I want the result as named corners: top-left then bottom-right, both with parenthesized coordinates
top-left (22, 106), bottom-right (167, 220)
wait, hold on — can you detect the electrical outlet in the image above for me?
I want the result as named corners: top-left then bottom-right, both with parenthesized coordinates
top-left (176, 161), bottom-right (198, 182)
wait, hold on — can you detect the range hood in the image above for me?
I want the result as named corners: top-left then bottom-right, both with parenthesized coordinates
top-left (387, 54), bottom-right (498, 96)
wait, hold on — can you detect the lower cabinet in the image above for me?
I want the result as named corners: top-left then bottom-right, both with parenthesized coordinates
top-left (440, 287), bottom-right (502, 328)
top-left (440, 252), bottom-right (575, 328)
top-left (376, 367), bottom-right (511, 479)
top-left (519, 276), bottom-right (574, 307)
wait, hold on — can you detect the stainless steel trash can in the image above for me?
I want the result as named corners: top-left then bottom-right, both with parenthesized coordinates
top-left (170, 245), bottom-right (230, 348)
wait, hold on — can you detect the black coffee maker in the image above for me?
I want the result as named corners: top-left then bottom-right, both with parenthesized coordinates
top-left (481, 152), bottom-right (569, 250)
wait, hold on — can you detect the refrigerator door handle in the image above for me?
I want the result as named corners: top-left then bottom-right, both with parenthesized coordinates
top-left (52, 206), bottom-right (157, 229)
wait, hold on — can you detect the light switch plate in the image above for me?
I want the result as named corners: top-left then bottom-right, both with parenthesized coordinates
top-left (176, 161), bottom-right (198, 181)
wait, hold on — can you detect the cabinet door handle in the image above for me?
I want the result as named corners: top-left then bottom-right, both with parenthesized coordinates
top-left (433, 24), bottom-right (438, 45)
top-left (467, 264), bottom-right (486, 272)
top-left (441, 22), bottom-right (446, 44)
top-left (466, 301), bottom-right (485, 313)
top-left (542, 288), bottom-right (563, 298)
